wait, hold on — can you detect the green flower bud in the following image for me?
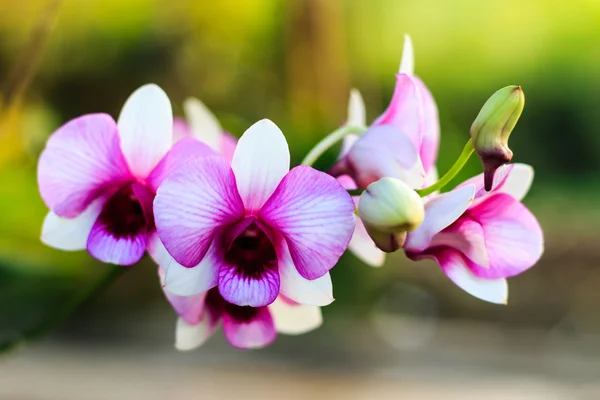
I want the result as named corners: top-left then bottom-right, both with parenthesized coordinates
top-left (470, 85), bottom-right (525, 190)
top-left (358, 177), bottom-right (425, 253)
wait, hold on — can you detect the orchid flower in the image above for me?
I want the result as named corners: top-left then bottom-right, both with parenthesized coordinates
top-left (154, 119), bottom-right (356, 309)
top-left (38, 84), bottom-right (215, 266)
top-left (334, 35), bottom-right (440, 266)
top-left (161, 108), bottom-right (331, 341)
top-left (403, 164), bottom-right (544, 304)
top-left (161, 269), bottom-right (322, 350)
top-left (333, 34), bottom-right (440, 190)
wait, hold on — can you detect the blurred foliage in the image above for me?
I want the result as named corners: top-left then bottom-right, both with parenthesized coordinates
top-left (0, 0), bottom-right (599, 338)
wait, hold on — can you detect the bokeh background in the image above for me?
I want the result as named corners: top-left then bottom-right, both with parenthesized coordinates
top-left (1, 1), bottom-right (600, 398)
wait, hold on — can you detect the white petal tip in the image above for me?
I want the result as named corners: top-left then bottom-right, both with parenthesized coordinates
top-left (135, 83), bottom-right (168, 97)
top-left (399, 34), bottom-right (415, 75)
top-left (347, 89), bottom-right (366, 127)
top-left (254, 118), bottom-right (278, 129)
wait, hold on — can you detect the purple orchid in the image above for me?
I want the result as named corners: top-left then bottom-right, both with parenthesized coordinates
top-left (404, 164), bottom-right (544, 304)
top-left (38, 84), bottom-right (215, 266)
top-left (335, 35), bottom-right (440, 266)
top-left (153, 119), bottom-right (356, 308)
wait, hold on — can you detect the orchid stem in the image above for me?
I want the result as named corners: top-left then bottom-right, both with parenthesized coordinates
top-left (301, 125), bottom-right (366, 167)
top-left (346, 189), bottom-right (364, 196)
top-left (416, 139), bottom-right (475, 197)
top-left (0, 266), bottom-right (125, 355)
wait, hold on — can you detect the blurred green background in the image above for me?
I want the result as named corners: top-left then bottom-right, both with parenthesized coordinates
top-left (1, 1), bottom-right (600, 398)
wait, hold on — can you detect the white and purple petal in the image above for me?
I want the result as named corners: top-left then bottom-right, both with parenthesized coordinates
top-left (231, 119), bottom-right (290, 213)
top-left (269, 296), bottom-right (323, 335)
top-left (413, 249), bottom-right (508, 304)
top-left (117, 84), bottom-right (173, 179)
top-left (404, 184), bottom-right (476, 253)
top-left (458, 163), bottom-right (534, 203)
top-left (218, 261), bottom-right (280, 307)
top-left (41, 197), bottom-right (106, 251)
top-left (38, 114), bottom-right (131, 218)
top-left (346, 124), bottom-right (425, 189)
top-left (467, 193), bottom-right (543, 279)
top-left (154, 156), bottom-right (245, 267)
top-left (372, 74), bottom-right (423, 149)
top-left (87, 223), bottom-right (147, 266)
top-left (162, 240), bottom-right (222, 296)
top-left (414, 76), bottom-right (440, 174)
top-left (146, 137), bottom-right (217, 192)
top-left (260, 165), bottom-right (355, 280)
top-left (222, 306), bottom-right (276, 349)
top-left (276, 239), bottom-right (334, 306)
top-left (183, 97), bottom-right (223, 152)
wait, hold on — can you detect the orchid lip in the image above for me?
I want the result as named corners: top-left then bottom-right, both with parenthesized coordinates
top-left (224, 221), bottom-right (278, 279)
top-left (97, 181), bottom-right (154, 239)
top-left (217, 218), bottom-right (280, 307)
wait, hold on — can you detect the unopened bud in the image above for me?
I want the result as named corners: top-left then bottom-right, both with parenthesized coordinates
top-left (470, 85), bottom-right (524, 191)
top-left (358, 177), bottom-right (425, 253)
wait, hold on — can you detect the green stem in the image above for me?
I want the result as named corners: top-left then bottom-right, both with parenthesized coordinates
top-left (0, 266), bottom-right (126, 355)
top-left (301, 125), bottom-right (366, 167)
top-left (347, 188), bottom-right (364, 197)
top-left (416, 139), bottom-right (475, 197)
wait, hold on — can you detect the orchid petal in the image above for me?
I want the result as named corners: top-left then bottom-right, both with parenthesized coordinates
top-left (277, 239), bottom-right (334, 306)
top-left (231, 119), bottom-right (290, 212)
top-left (417, 250), bottom-right (508, 304)
top-left (175, 315), bottom-right (219, 351)
top-left (147, 232), bottom-right (172, 267)
top-left (222, 306), bottom-right (276, 349)
top-left (41, 197), bottom-right (105, 251)
top-left (338, 175), bottom-right (385, 267)
top-left (468, 193), bottom-right (543, 279)
top-left (347, 124), bottom-right (425, 188)
top-left (159, 267), bottom-right (208, 325)
top-left (37, 114), bottom-right (131, 218)
top-left (260, 165), bottom-right (355, 280)
top-left (414, 77), bottom-right (440, 174)
top-left (163, 241), bottom-right (221, 296)
top-left (86, 222), bottom-right (147, 266)
top-left (458, 163), bottom-right (534, 202)
top-left (218, 261), bottom-right (280, 307)
top-left (346, 89), bottom-right (366, 127)
top-left (497, 164), bottom-right (534, 201)
top-left (183, 97), bottom-right (222, 151)
top-left (146, 137), bottom-right (217, 192)
top-left (404, 185), bottom-right (476, 253)
top-left (348, 218), bottom-right (386, 267)
top-left (372, 74), bottom-right (422, 149)
top-left (154, 156), bottom-right (245, 267)
top-left (430, 219), bottom-right (489, 268)
top-left (340, 134), bottom-right (360, 158)
top-left (117, 84), bottom-right (173, 178)
top-left (269, 298), bottom-right (323, 335)
top-left (398, 34), bottom-right (415, 75)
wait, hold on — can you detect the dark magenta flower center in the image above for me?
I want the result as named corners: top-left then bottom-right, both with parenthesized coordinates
top-left (224, 222), bottom-right (277, 280)
top-left (97, 183), bottom-right (154, 239)
top-left (205, 287), bottom-right (259, 323)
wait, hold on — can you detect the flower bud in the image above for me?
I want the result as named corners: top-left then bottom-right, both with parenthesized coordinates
top-left (470, 85), bottom-right (524, 191)
top-left (358, 177), bottom-right (424, 253)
